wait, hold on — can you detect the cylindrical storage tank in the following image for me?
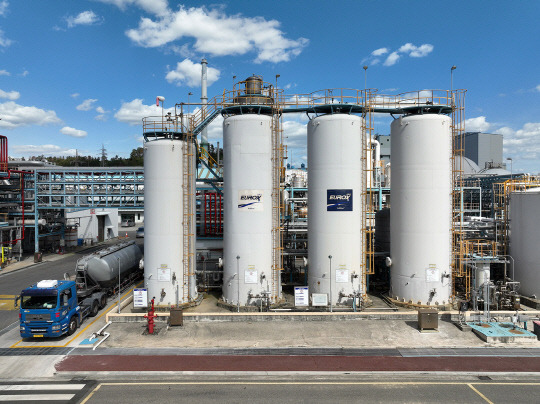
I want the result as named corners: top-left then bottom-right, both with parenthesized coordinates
top-left (307, 114), bottom-right (363, 305)
top-left (509, 189), bottom-right (540, 298)
top-left (475, 262), bottom-right (490, 288)
top-left (222, 114), bottom-right (277, 306)
top-left (83, 241), bottom-right (143, 288)
top-left (144, 138), bottom-right (197, 306)
top-left (390, 114), bottom-right (452, 305)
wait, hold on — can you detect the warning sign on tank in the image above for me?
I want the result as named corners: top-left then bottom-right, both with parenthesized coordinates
top-left (238, 190), bottom-right (263, 211)
top-left (327, 189), bottom-right (353, 211)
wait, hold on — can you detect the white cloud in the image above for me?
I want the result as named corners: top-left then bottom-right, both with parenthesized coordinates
top-left (283, 118), bottom-right (307, 166)
top-left (0, 101), bottom-right (61, 129)
top-left (371, 47), bottom-right (388, 56)
top-left (71, 93), bottom-right (80, 98)
top-left (166, 58), bottom-right (220, 87)
top-left (125, 6), bottom-right (308, 63)
top-left (0, 89), bottom-right (20, 100)
top-left (365, 42), bottom-right (434, 67)
top-left (66, 10), bottom-right (102, 28)
top-left (96, 106), bottom-right (105, 114)
top-left (0, 69), bottom-right (9, 76)
top-left (383, 52), bottom-right (400, 66)
top-left (19, 70), bottom-right (29, 77)
top-left (0, 0), bottom-right (8, 16)
top-left (76, 98), bottom-right (98, 111)
top-left (464, 116), bottom-right (491, 132)
top-left (536, 84), bottom-right (540, 92)
top-left (60, 126), bottom-right (87, 138)
top-left (0, 28), bottom-right (12, 47)
top-left (11, 144), bottom-right (77, 157)
top-left (114, 98), bottom-right (174, 125)
top-left (97, 0), bottom-right (168, 16)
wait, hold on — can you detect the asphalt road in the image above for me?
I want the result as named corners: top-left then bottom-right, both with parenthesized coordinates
top-left (0, 232), bottom-right (143, 331)
top-left (78, 377), bottom-right (540, 404)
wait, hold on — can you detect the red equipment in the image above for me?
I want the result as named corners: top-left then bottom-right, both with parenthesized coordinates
top-left (144, 298), bottom-right (158, 334)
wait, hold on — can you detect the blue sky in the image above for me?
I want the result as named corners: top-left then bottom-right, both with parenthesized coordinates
top-left (0, 0), bottom-right (539, 173)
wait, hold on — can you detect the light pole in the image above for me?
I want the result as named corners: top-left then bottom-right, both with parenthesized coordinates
top-left (236, 255), bottom-right (240, 312)
top-left (363, 65), bottom-right (368, 91)
top-left (450, 65), bottom-right (457, 92)
top-left (117, 256), bottom-right (121, 313)
top-left (188, 92), bottom-right (193, 114)
top-left (156, 96), bottom-right (165, 127)
top-left (328, 255), bottom-right (333, 312)
top-left (506, 157), bottom-right (513, 181)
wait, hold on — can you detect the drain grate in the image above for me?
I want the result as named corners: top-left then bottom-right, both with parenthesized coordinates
top-left (478, 375), bottom-right (492, 380)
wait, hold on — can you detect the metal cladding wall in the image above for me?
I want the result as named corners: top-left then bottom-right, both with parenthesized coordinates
top-left (222, 114), bottom-right (276, 306)
top-left (307, 114), bottom-right (363, 305)
top-left (509, 189), bottom-right (540, 298)
top-left (144, 139), bottom-right (190, 306)
top-left (390, 114), bottom-right (452, 305)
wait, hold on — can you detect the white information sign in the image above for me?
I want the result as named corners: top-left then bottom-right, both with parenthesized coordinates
top-left (426, 266), bottom-right (440, 283)
top-left (294, 287), bottom-right (309, 306)
top-left (238, 190), bottom-right (264, 211)
top-left (336, 268), bottom-right (349, 283)
top-left (312, 293), bottom-right (328, 307)
top-left (133, 288), bottom-right (148, 308)
top-left (158, 266), bottom-right (171, 282)
top-left (244, 266), bottom-right (258, 284)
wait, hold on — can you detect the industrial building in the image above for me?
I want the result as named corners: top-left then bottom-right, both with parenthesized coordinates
top-left (1, 68), bottom-right (539, 320)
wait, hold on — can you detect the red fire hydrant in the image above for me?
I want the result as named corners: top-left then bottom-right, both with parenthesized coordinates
top-left (144, 298), bottom-right (158, 334)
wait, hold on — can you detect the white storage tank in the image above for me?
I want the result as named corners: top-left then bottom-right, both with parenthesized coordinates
top-left (222, 114), bottom-right (277, 306)
top-left (144, 137), bottom-right (197, 306)
top-left (509, 188), bottom-right (540, 298)
top-left (307, 114), bottom-right (364, 305)
top-left (389, 114), bottom-right (452, 305)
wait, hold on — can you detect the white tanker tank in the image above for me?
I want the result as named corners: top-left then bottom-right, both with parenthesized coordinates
top-left (76, 241), bottom-right (143, 291)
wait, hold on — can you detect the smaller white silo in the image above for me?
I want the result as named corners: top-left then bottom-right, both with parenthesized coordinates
top-left (307, 114), bottom-right (364, 305)
top-left (389, 114), bottom-right (452, 305)
top-left (222, 114), bottom-right (277, 306)
top-left (144, 137), bottom-right (197, 306)
top-left (509, 188), bottom-right (540, 298)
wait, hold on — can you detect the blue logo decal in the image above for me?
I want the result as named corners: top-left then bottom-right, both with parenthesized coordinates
top-left (327, 189), bottom-right (353, 211)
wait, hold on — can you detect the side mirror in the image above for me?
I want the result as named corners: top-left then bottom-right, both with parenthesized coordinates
top-left (15, 296), bottom-right (20, 308)
top-left (63, 294), bottom-right (69, 306)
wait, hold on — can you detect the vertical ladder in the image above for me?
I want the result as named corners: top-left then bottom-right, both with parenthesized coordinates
top-left (450, 90), bottom-right (466, 298)
top-left (362, 90), bottom-right (375, 300)
top-left (182, 132), bottom-right (195, 302)
top-left (270, 87), bottom-right (284, 303)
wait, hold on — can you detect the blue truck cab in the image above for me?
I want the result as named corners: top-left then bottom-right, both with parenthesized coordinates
top-left (19, 280), bottom-right (82, 338)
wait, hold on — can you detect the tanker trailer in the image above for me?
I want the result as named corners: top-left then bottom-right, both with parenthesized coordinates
top-left (18, 241), bottom-right (142, 338)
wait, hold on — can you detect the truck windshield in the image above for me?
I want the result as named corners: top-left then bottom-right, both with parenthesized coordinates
top-left (21, 294), bottom-right (58, 309)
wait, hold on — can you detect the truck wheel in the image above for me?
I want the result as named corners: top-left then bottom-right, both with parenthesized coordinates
top-left (99, 295), bottom-right (107, 309)
top-left (67, 316), bottom-right (78, 336)
top-left (90, 301), bottom-right (99, 317)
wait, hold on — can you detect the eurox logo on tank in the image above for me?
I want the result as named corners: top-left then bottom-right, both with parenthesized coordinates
top-left (327, 189), bottom-right (353, 211)
top-left (238, 190), bottom-right (264, 211)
